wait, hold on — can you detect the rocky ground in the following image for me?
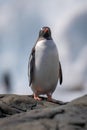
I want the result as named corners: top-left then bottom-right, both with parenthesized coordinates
top-left (0, 94), bottom-right (87, 130)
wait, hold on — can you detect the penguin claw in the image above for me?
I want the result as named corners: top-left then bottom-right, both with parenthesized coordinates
top-left (34, 94), bottom-right (42, 101)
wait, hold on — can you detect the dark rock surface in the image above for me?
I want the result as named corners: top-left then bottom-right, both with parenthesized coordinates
top-left (0, 94), bottom-right (87, 130)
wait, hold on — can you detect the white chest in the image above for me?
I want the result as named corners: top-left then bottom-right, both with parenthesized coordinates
top-left (35, 39), bottom-right (59, 67)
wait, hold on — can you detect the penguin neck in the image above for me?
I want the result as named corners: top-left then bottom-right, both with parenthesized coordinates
top-left (37, 36), bottom-right (52, 41)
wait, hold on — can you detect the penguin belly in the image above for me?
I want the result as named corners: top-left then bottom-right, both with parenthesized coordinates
top-left (32, 40), bottom-right (59, 95)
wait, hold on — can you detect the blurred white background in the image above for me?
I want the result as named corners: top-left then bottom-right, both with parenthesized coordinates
top-left (0, 0), bottom-right (87, 101)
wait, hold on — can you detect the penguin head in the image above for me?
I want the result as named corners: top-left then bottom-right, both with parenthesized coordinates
top-left (39, 26), bottom-right (52, 39)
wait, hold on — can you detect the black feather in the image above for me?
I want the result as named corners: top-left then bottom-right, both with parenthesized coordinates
top-left (28, 47), bottom-right (35, 86)
top-left (59, 62), bottom-right (63, 85)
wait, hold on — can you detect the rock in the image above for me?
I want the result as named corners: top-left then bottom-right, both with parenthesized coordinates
top-left (0, 94), bottom-right (87, 130)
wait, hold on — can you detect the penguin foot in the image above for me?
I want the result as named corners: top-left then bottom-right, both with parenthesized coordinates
top-left (47, 93), bottom-right (53, 102)
top-left (34, 94), bottom-right (42, 101)
top-left (47, 93), bottom-right (58, 103)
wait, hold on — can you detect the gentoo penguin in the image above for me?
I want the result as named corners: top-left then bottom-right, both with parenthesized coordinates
top-left (28, 26), bottom-right (63, 101)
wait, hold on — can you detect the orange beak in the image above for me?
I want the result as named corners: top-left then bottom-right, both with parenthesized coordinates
top-left (44, 28), bottom-right (49, 33)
